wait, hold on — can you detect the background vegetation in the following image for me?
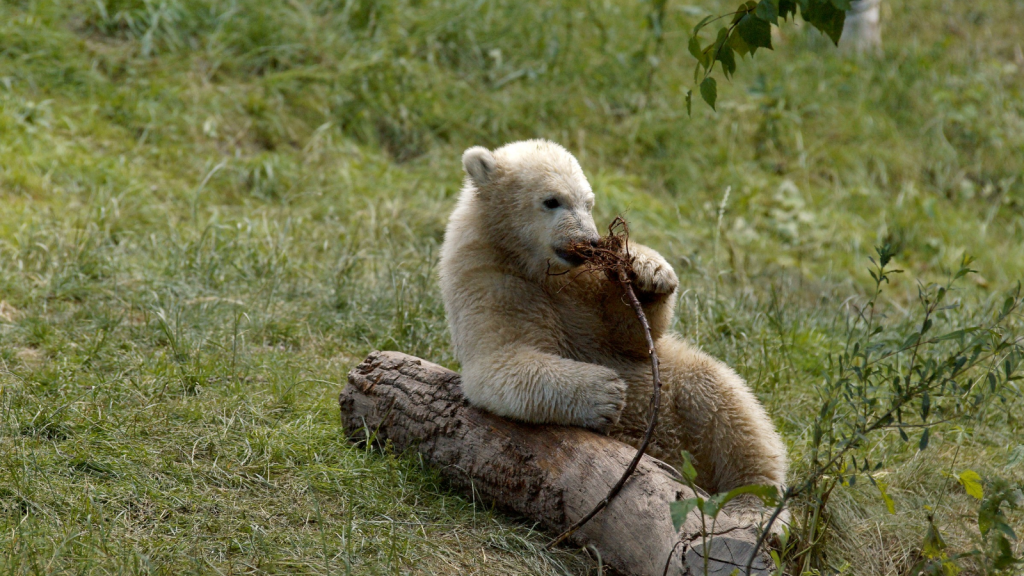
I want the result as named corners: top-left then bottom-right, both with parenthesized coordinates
top-left (1, 0), bottom-right (1022, 573)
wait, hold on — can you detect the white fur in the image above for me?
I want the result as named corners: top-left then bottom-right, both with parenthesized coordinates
top-left (439, 139), bottom-right (789, 529)
top-left (462, 146), bottom-right (496, 185)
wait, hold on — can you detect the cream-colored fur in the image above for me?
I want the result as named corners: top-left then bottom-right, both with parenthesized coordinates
top-left (439, 139), bottom-right (789, 529)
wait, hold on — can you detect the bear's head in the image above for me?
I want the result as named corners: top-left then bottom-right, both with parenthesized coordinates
top-left (460, 140), bottom-right (600, 278)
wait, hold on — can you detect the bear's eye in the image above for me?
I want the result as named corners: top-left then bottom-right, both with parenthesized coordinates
top-left (543, 198), bottom-right (561, 209)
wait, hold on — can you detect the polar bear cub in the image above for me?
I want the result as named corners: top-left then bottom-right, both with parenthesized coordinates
top-left (439, 139), bottom-right (788, 527)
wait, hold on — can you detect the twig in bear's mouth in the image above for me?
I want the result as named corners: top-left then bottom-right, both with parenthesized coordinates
top-left (546, 216), bottom-right (663, 549)
top-left (550, 216), bottom-right (634, 292)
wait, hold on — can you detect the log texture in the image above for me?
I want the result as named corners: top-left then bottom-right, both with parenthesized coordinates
top-left (339, 351), bottom-right (773, 576)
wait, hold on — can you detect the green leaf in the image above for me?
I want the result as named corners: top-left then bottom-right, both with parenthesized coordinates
top-left (958, 470), bottom-right (984, 500)
top-left (701, 494), bottom-right (722, 517)
top-left (778, 0), bottom-right (798, 19)
top-left (727, 27), bottom-right (750, 56)
top-left (921, 391), bottom-right (930, 421)
top-left (669, 498), bottom-right (698, 531)
top-left (876, 480), bottom-right (895, 514)
top-left (737, 13), bottom-right (773, 50)
top-left (688, 35), bottom-right (702, 60)
top-left (685, 89), bottom-right (693, 117)
top-left (719, 484), bottom-right (781, 507)
top-left (934, 328), bottom-right (969, 342)
top-left (976, 479), bottom-right (1021, 540)
top-left (700, 77), bottom-right (717, 110)
top-left (679, 450), bottom-right (699, 483)
top-left (922, 517), bottom-right (947, 558)
top-left (979, 500), bottom-right (995, 536)
top-left (692, 14), bottom-right (715, 35)
top-left (718, 44), bottom-right (736, 77)
top-left (731, 2), bottom-right (755, 24)
top-left (953, 265), bottom-right (973, 281)
top-left (919, 428), bottom-right (929, 451)
top-left (712, 26), bottom-right (730, 54)
top-left (994, 520), bottom-right (1017, 542)
top-left (993, 534), bottom-right (1016, 570)
top-left (698, 28), bottom-right (728, 71)
top-left (921, 318), bottom-right (932, 334)
top-left (802, 0), bottom-right (845, 45)
top-left (755, 0), bottom-right (779, 24)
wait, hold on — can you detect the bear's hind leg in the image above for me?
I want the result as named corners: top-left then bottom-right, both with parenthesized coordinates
top-left (655, 336), bottom-right (789, 533)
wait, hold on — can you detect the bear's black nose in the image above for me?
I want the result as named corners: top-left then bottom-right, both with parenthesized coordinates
top-left (589, 237), bottom-right (599, 248)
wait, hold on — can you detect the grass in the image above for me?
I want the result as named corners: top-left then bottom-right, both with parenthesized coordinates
top-left (1, 0), bottom-right (1023, 573)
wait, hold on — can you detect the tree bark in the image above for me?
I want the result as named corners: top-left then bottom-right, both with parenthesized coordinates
top-left (339, 351), bottom-right (774, 576)
top-left (840, 0), bottom-right (882, 54)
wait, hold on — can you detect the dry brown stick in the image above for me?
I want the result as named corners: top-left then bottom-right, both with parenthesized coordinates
top-left (547, 220), bottom-right (664, 549)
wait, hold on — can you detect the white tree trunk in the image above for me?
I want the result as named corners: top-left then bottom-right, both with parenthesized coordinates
top-left (840, 0), bottom-right (882, 54)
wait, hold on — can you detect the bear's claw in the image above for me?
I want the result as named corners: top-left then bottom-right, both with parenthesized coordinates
top-left (631, 251), bottom-right (678, 295)
top-left (582, 374), bottom-right (627, 433)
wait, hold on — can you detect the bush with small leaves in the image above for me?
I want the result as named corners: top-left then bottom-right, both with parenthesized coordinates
top-left (671, 247), bottom-right (1024, 575)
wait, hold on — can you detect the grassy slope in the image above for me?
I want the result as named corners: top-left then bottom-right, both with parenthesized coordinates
top-left (1, 0), bottom-right (1022, 574)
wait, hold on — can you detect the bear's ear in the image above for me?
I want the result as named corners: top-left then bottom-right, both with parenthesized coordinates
top-left (462, 146), bottom-right (496, 187)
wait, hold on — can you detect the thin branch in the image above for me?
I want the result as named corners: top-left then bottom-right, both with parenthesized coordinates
top-left (547, 217), bottom-right (664, 549)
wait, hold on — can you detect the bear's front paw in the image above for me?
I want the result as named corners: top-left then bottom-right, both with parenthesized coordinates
top-left (582, 375), bottom-right (627, 433)
top-left (631, 252), bottom-right (678, 295)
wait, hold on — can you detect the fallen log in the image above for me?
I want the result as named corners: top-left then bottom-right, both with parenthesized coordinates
top-left (339, 351), bottom-right (774, 576)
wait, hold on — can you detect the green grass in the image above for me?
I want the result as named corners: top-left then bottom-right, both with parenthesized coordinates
top-left (1, 0), bottom-right (1023, 573)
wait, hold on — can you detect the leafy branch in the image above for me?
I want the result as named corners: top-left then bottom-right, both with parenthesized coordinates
top-left (665, 247), bottom-right (1023, 574)
top-left (738, 247), bottom-right (1024, 574)
top-left (684, 0), bottom-right (851, 112)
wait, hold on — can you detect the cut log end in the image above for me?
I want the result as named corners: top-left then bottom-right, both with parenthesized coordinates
top-left (339, 350), bottom-right (774, 576)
